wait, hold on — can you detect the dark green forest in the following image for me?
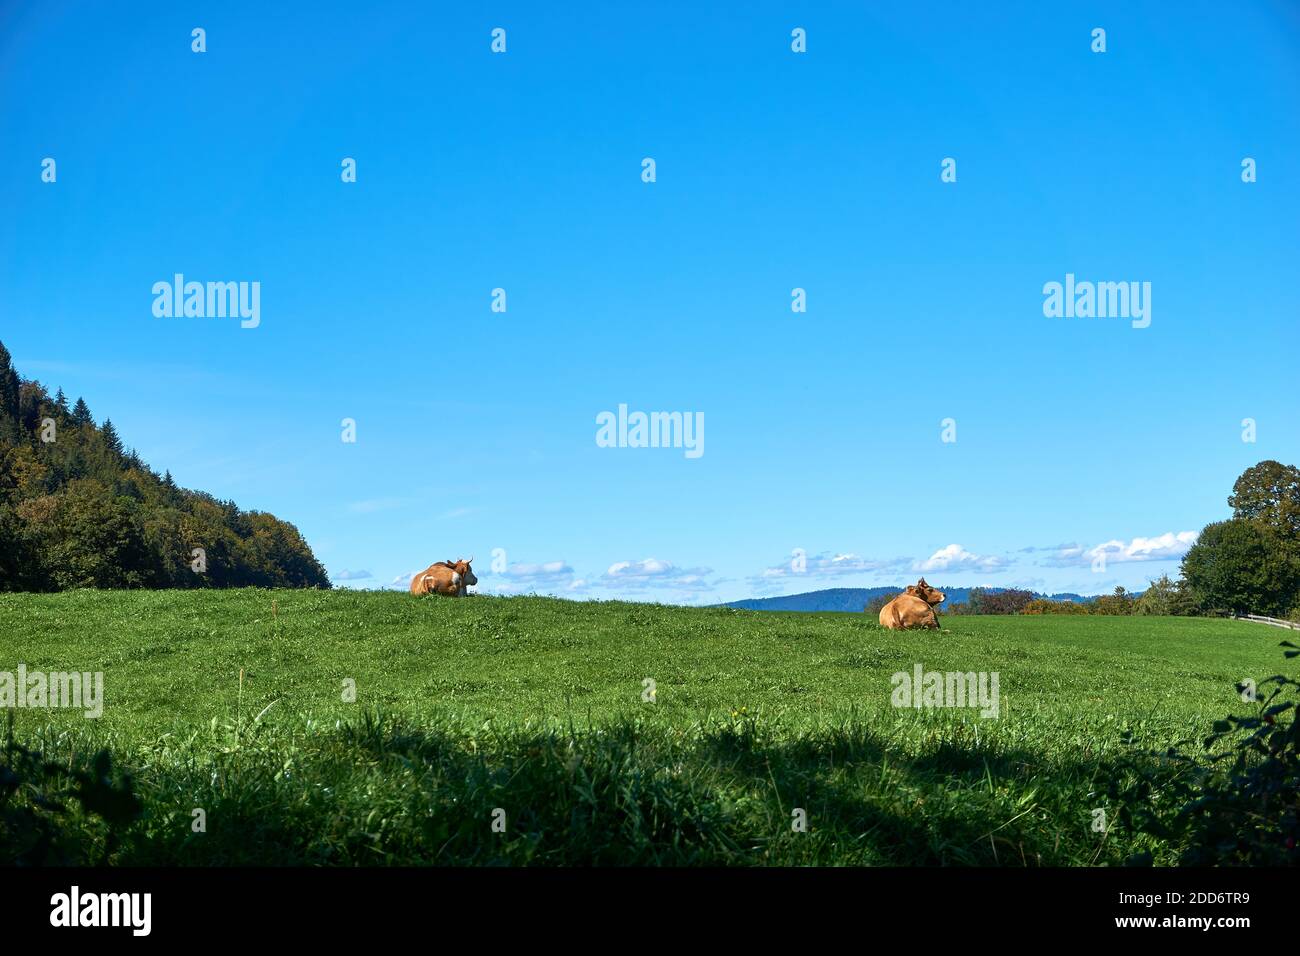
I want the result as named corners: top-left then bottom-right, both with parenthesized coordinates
top-left (0, 340), bottom-right (329, 591)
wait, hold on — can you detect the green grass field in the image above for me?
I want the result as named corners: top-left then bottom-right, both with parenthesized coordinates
top-left (0, 589), bottom-right (1287, 865)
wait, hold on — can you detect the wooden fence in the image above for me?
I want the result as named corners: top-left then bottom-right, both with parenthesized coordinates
top-left (1234, 613), bottom-right (1300, 632)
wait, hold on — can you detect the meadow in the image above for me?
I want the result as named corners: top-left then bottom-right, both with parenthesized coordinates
top-left (0, 589), bottom-right (1286, 866)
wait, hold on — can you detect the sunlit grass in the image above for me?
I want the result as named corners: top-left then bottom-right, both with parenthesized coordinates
top-left (0, 590), bottom-right (1279, 865)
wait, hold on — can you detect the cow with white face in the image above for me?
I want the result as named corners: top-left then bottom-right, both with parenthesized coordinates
top-left (409, 557), bottom-right (477, 597)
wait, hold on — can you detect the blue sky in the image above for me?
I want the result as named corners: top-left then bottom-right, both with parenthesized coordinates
top-left (2, 1), bottom-right (1297, 603)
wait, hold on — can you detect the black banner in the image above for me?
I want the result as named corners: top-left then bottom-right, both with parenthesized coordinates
top-left (0, 867), bottom-right (1278, 941)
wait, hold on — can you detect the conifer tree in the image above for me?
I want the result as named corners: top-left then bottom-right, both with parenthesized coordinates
top-left (71, 397), bottom-right (93, 427)
top-left (0, 341), bottom-right (20, 419)
top-left (102, 418), bottom-right (124, 457)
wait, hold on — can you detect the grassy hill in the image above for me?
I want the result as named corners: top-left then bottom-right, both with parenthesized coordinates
top-left (1, 589), bottom-right (1285, 865)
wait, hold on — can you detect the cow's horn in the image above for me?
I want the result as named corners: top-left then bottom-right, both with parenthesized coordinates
top-left (467, 555), bottom-right (474, 564)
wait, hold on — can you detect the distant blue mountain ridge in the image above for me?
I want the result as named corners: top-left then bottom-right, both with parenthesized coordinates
top-left (721, 586), bottom-right (1095, 614)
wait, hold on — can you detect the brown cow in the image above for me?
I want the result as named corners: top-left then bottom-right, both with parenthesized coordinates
top-left (409, 557), bottom-right (478, 597)
top-left (877, 578), bottom-right (946, 630)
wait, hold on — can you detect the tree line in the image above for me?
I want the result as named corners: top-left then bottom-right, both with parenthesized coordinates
top-left (0, 340), bottom-right (329, 591)
top-left (940, 578), bottom-right (1196, 617)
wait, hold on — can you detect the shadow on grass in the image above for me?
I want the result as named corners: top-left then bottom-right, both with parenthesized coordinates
top-left (3, 712), bottom-right (1161, 866)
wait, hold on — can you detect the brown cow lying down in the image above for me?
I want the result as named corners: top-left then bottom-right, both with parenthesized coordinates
top-left (878, 578), bottom-right (946, 630)
top-left (410, 557), bottom-right (478, 597)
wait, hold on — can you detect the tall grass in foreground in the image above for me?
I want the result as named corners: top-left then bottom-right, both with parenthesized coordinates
top-left (8, 709), bottom-right (1169, 865)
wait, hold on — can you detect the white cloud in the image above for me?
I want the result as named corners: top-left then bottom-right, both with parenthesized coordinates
top-left (757, 551), bottom-right (911, 580)
top-left (482, 560), bottom-right (577, 594)
top-left (598, 558), bottom-right (715, 593)
top-left (607, 558), bottom-right (671, 578)
top-left (745, 551), bottom-right (914, 595)
top-left (914, 544), bottom-right (1009, 574)
top-left (505, 561), bottom-right (572, 578)
top-left (332, 569), bottom-right (373, 581)
top-left (1041, 531), bottom-right (1197, 568)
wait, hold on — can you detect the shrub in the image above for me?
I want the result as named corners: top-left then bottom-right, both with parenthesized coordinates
top-left (1093, 586), bottom-right (1136, 615)
top-left (1021, 598), bottom-right (1090, 615)
top-left (958, 588), bottom-right (1035, 615)
top-left (1134, 574), bottom-right (1186, 615)
top-left (976, 589), bottom-right (1034, 615)
top-left (1111, 641), bottom-right (1300, 866)
top-left (0, 726), bottom-right (141, 865)
top-left (863, 593), bottom-right (894, 616)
